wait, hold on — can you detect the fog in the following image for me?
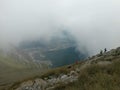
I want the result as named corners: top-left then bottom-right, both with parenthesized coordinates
top-left (0, 0), bottom-right (120, 55)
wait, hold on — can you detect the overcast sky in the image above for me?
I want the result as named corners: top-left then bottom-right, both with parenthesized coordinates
top-left (0, 0), bottom-right (120, 55)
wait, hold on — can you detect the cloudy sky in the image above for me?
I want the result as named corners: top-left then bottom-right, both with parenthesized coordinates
top-left (0, 0), bottom-right (120, 54)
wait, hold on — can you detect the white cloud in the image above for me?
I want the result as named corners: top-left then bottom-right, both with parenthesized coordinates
top-left (0, 0), bottom-right (120, 54)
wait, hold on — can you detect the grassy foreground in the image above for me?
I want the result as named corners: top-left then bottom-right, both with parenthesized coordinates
top-left (53, 57), bottom-right (120, 90)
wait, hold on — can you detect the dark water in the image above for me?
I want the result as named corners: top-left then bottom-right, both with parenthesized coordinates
top-left (45, 47), bottom-right (88, 67)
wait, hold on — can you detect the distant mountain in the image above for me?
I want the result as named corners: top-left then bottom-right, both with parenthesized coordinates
top-left (18, 31), bottom-right (88, 67)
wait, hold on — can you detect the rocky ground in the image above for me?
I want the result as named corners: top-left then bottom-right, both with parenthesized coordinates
top-left (15, 70), bottom-right (79, 90)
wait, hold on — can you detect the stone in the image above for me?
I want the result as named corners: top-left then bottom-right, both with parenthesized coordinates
top-left (34, 78), bottom-right (47, 90)
top-left (60, 75), bottom-right (68, 80)
top-left (75, 68), bottom-right (80, 73)
top-left (70, 70), bottom-right (78, 76)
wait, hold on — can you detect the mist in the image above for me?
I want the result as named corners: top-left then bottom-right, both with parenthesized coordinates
top-left (0, 0), bottom-right (120, 55)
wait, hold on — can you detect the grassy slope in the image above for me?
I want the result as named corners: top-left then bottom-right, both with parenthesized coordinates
top-left (52, 49), bottom-right (120, 90)
top-left (8, 47), bottom-right (120, 90)
top-left (52, 60), bottom-right (120, 90)
top-left (0, 53), bottom-right (47, 90)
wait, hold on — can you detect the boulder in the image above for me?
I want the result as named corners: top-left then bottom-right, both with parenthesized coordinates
top-left (34, 78), bottom-right (47, 90)
top-left (70, 70), bottom-right (78, 76)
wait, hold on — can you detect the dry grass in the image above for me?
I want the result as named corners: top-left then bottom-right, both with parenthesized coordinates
top-left (53, 59), bottom-right (120, 90)
top-left (40, 61), bottom-right (84, 79)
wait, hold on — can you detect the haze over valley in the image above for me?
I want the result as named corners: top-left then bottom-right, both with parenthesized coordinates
top-left (0, 0), bottom-right (120, 90)
top-left (0, 0), bottom-right (120, 55)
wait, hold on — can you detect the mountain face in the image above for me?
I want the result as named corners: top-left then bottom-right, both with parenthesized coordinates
top-left (18, 31), bottom-right (88, 67)
top-left (13, 47), bottom-right (120, 90)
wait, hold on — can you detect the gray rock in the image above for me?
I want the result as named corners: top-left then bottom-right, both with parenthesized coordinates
top-left (34, 78), bottom-right (47, 90)
top-left (70, 70), bottom-right (78, 76)
top-left (60, 75), bottom-right (68, 80)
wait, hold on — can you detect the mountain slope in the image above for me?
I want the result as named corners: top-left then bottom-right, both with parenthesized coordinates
top-left (0, 51), bottom-right (49, 90)
top-left (12, 47), bottom-right (120, 90)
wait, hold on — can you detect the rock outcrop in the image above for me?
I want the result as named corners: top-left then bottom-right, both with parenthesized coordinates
top-left (15, 69), bottom-right (79, 90)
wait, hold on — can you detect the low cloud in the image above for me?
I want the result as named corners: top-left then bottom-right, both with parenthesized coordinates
top-left (0, 0), bottom-right (120, 55)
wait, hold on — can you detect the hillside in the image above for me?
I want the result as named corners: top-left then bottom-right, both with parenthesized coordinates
top-left (0, 50), bottom-right (49, 90)
top-left (10, 47), bottom-right (120, 90)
